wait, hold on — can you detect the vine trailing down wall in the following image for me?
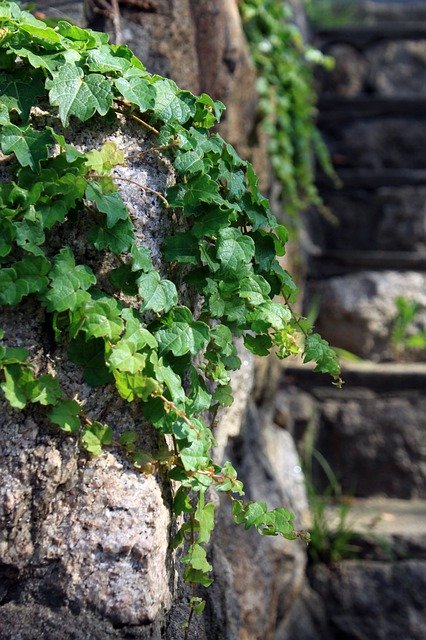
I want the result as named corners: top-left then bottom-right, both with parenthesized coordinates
top-left (0, 0), bottom-right (341, 622)
top-left (240, 0), bottom-right (337, 217)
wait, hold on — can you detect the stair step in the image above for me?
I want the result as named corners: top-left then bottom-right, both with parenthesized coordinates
top-left (318, 97), bottom-right (426, 120)
top-left (316, 24), bottom-right (426, 48)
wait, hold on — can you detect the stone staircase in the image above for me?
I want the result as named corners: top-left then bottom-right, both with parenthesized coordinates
top-left (275, 3), bottom-right (426, 638)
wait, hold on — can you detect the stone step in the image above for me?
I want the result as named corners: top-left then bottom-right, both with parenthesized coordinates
top-left (316, 24), bottom-right (426, 48)
top-left (326, 497), bottom-right (426, 557)
top-left (304, 186), bottom-right (426, 256)
top-left (307, 252), bottom-right (426, 277)
top-left (275, 362), bottom-right (426, 499)
top-left (318, 97), bottom-right (426, 119)
top-left (317, 168), bottom-right (426, 188)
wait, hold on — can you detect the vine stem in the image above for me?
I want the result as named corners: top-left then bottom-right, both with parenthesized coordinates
top-left (90, 174), bottom-right (169, 207)
top-left (155, 393), bottom-right (202, 438)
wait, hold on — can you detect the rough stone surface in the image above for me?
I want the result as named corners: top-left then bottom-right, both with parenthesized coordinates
top-left (306, 186), bottom-right (426, 253)
top-left (309, 560), bottom-right (426, 640)
top-left (318, 44), bottom-right (369, 96)
top-left (367, 40), bottom-right (426, 96)
top-left (322, 118), bottom-right (426, 170)
top-left (274, 368), bottom-right (426, 499)
top-left (309, 270), bottom-right (426, 359)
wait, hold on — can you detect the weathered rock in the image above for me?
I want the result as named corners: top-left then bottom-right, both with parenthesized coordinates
top-left (308, 186), bottom-right (426, 253)
top-left (275, 364), bottom-right (426, 499)
top-left (367, 40), bottom-right (426, 96)
top-left (318, 44), bottom-right (369, 96)
top-left (322, 118), bottom-right (426, 170)
top-left (309, 559), bottom-right (426, 640)
top-left (211, 403), bottom-right (309, 640)
top-left (309, 270), bottom-right (426, 359)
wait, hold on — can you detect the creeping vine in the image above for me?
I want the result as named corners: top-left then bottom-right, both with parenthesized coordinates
top-left (0, 0), bottom-right (341, 621)
top-left (239, 0), bottom-right (338, 218)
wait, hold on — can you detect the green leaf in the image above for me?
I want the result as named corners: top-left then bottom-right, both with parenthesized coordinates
top-left (155, 320), bottom-right (209, 357)
top-left (81, 422), bottom-right (113, 456)
top-left (0, 124), bottom-right (53, 169)
top-left (238, 274), bottom-right (271, 306)
top-left (130, 244), bottom-right (153, 272)
top-left (114, 370), bottom-right (160, 402)
top-left (217, 227), bottom-right (255, 274)
top-left (114, 75), bottom-right (156, 111)
top-left (69, 295), bottom-right (123, 340)
top-left (152, 79), bottom-right (193, 124)
top-left (249, 301), bottom-right (291, 331)
top-left (167, 173), bottom-right (223, 207)
top-left (196, 494), bottom-right (215, 544)
top-left (88, 217), bottom-right (134, 254)
top-left (107, 341), bottom-right (147, 374)
top-left (68, 336), bottom-right (112, 387)
top-left (0, 70), bottom-right (45, 121)
top-left (137, 271), bottom-right (178, 314)
top-left (0, 364), bottom-right (33, 409)
top-left (87, 46), bottom-right (132, 73)
top-left (303, 333), bottom-right (341, 379)
top-left (244, 333), bottom-right (272, 356)
top-left (14, 218), bottom-right (45, 256)
top-left (47, 64), bottom-right (113, 126)
top-left (163, 233), bottom-right (199, 265)
top-left (182, 542), bottom-right (212, 572)
top-left (0, 268), bottom-right (29, 305)
top-left (49, 399), bottom-right (81, 433)
top-left (44, 248), bottom-right (96, 313)
top-left (29, 374), bottom-right (63, 406)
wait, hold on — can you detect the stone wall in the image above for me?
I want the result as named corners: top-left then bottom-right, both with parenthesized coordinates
top-left (0, 2), bottom-right (309, 639)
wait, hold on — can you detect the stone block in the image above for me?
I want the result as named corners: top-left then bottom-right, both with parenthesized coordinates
top-left (318, 44), bottom-right (369, 96)
top-left (367, 40), bottom-right (426, 96)
top-left (305, 186), bottom-right (426, 253)
top-left (309, 560), bottom-right (426, 640)
top-left (309, 270), bottom-right (426, 360)
top-left (322, 118), bottom-right (426, 170)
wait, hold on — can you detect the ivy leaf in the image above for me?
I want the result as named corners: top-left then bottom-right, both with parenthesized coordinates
top-left (130, 244), bottom-right (153, 272)
top-left (182, 542), bottom-right (212, 573)
top-left (30, 374), bottom-right (63, 406)
top-left (68, 336), bottom-right (112, 387)
top-left (249, 301), bottom-right (291, 331)
top-left (0, 268), bottom-right (29, 305)
top-left (47, 64), bottom-right (113, 126)
top-left (0, 364), bottom-right (33, 409)
top-left (69, 295), bottom-right (123, 340)
top-left (163, 233), bottom-right (199, 265)
top-left (44, 248), bottom-right (96, 313)
top-left (107, 341), bottom-right (147, 374)
top-left (114, 75), bottom-right (156, 111)
top-left (85, 181), bottom-right (129, 228)
top-left (167, 173), bottom-right (223, 207)
top-left (238, 274), bottom-right (271, 306)
top-left (88, 218), bottom-right (134, 254)
top-left (196, 495), bottom-right (215, 544)
top-left (49, 399), bottom-right (81, 433)
top-left (244, 334), bottom-right (272, 356)
top-left (155, 320), bottom-right (209, 357)
top-left (303, 333), bottom-right (341, 380)
top-left (87, 46), bottom-right (132, 73)
top-left (217, 227), bottom-right (255, 274)
top-left (137, 271), bottom-right (178, 314)
top-left (0, 70), bottom-right (45, 121)
top-left (14, 218), bottom-right (45, 256)
top-left (81, 422), bottom-right (113, 456)
top-left (174, 149), bottom-right (204, 175)
top-left (114, 370), bottom-right (160, 402)
top-left (152, 79), bottom-right (193, 124)
top-left (0, 124), bottom-right (53, 169)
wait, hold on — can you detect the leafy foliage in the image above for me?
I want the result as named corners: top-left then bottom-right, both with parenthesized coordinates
top-left (0, 0), bottom-right (341, 617)
top-left (239, 0), bottom-right (337, 217)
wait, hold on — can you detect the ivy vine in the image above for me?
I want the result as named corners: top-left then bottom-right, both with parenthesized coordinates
top-left (0, 0), bottom-right (341, 621)
top-left (239, 0), bottom-right (338, 217)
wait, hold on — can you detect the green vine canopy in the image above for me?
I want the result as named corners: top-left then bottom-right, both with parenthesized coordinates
top-left (0, 0), bottom-right (341, 617)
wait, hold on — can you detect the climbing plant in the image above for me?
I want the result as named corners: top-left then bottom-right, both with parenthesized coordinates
top-left (0, 0), bottom-right (341, 621)
top-left (239, 0), bottom-right (337, 217)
